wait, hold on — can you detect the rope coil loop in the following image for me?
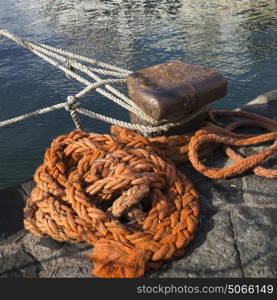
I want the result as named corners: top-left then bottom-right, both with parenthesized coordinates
top-left (22, 109), bottom-right (277, 278)
top-left (188, 110), bottom-right (277, 179)
top-left (24, 128), bottom-right (199, 278)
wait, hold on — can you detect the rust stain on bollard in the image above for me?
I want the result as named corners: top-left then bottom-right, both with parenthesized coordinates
top-left (128, 61), bottom-right (227, 135)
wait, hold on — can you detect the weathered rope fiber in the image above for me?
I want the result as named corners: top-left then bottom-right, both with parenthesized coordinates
top-left (24, 128), bottom-right (199, 278)
top-left (23, 109), bottom-right (277, 278)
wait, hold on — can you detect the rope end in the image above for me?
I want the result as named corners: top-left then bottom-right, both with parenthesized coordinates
top-left (90, 239), bottom-right (151, 278)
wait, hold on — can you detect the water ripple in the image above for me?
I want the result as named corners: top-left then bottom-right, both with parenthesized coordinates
top-left (0, 0), bottom-right (276, 188)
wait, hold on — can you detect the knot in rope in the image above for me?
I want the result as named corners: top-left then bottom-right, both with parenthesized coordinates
top-left (65, 95), bottom-right (81, 112)
top-left (64, 59), bottom-right (75, 79)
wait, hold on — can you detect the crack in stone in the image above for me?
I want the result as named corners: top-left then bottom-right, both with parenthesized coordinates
top-left (228, 210), bottom-right (245, 278)
top-left (21, 244), bottom-right (44, 276)
top-left (218, 203), bottom-right (277, 211)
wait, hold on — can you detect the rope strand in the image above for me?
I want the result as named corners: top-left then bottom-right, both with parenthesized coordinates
top-left (0, 30), bottom-right (159, 129)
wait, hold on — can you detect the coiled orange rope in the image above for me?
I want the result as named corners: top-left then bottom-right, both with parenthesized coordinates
top-left (24, 128), bottom-right (199, 278)
top-left (23, 109), bottom-right (277, 278)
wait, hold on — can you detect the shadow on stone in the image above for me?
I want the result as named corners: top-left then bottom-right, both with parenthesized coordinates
top-left (0, 185), bottom-right (26, 241)
top-left (0, 247), bottom-right (41, 278)
top-left (0, 236), bottom-right (92, 278)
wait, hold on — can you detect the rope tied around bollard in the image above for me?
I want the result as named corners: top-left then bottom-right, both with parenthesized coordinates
top-left (1, 30), bottom-right (277, 278)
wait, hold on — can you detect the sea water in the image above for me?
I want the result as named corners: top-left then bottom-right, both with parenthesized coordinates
top-left (0, 0), bottom-right (276, 189)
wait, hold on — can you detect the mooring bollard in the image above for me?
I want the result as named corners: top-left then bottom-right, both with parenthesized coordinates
top-left (127, 61), bottom-right (227, 136)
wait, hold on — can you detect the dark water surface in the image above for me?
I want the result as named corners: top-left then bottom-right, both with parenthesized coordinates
top-left (0, 0), bottom-right (277, 189)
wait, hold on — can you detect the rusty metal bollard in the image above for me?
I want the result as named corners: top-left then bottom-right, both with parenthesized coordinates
top-left (127, 61), bottom-right (227, 136)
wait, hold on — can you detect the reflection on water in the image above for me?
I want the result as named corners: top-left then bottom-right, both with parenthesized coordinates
top-left (0, 0), bottom-right (277, 188)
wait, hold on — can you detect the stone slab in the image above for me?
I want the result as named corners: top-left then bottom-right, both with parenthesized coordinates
top-left (230, 207), bottom-right (277, 278)
top-left (242, 174), bottom-right (277, 208)
top-left (21, 233), bottom-right (92, 278)
top-left (197, 178), bottom-right (243, 213)
top-left (180, 149), bottom-right (244, 213)
top-left (238, 89), bottom-right (277, 120)
top-left (0, 243), bottom-right (41, 278)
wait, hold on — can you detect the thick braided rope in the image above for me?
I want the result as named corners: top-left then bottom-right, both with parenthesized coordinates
top-left (111, 110), bottom-right (277, 177)
top-left (24, 129), bottom-right (199, 278)
top-left (224, 120), bottom-right (277, 178)
top-left (23, 109), bottom-right (277, 278)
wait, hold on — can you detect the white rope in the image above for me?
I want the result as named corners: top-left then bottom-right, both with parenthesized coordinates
top-left (0, 30), bottom-right (130, 74)
top-left (0, 79), bottom-right (130, 128)
top-left (77, 105), bottom-right (208, 136)
top-left (0, 103), bottom-right (66, 127)
top-left (0, 30), bottom-right (206, 136)
top-left (0, 30), bottom-right (157, 125)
